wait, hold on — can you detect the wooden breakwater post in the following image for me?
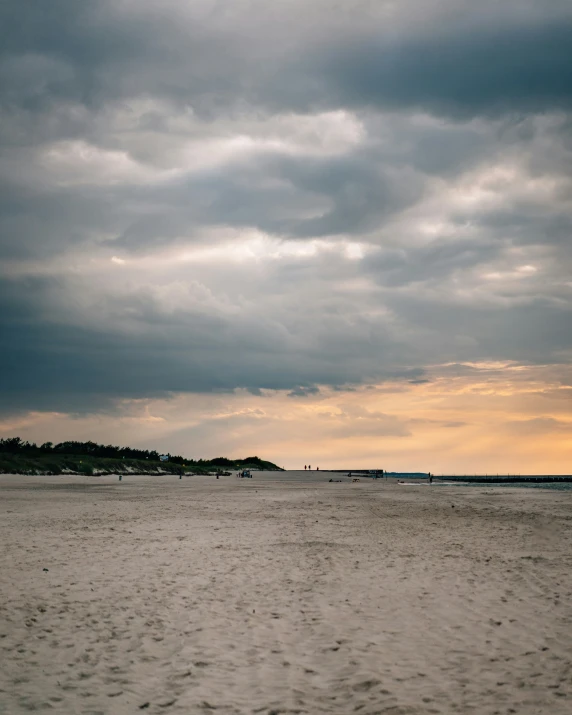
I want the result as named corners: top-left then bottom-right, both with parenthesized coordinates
top-left (435, 474), bottom-right (572, 484)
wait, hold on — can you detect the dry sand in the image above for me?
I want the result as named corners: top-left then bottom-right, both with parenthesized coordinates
top-left (1, 471), bottom-right (571, 715)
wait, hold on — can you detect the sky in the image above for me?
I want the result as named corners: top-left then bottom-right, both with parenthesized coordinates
top-left (2, 0), bottom-right (572, 472)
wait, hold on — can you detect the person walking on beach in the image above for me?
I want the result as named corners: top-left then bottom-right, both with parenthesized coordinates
top-left (304, 465), bottom-right (307, 470)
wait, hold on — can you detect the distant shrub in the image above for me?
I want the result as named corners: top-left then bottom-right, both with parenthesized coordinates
top-left (210, 457), bottom-right (234, 467)
top-left (43, 461), bottom-right (62, 475)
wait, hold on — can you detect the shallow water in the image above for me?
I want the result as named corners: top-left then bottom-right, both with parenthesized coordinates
top-left (450, 480), bottom-right (572, 491)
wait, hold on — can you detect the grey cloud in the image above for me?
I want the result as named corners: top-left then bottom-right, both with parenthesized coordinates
top-left (295, 21), bottom-right (572, 119)
top-left (0, 178), bottom-right (121, 259)
top-left (4, 233), bottom-right (572, 414)
top-left (362, 238), bottom-right (503, 288)
top-left (459, 206), bottom-right (572, 251)
top-left (0, 140), bottom-right (426, 260)
top-left (288, 386), bottom-right (320, 398)
top-left (383, 293), bottom-right (572, 366)
top-left (507, 417), bottom-right (572, 434)
top-left (113, 152), bottom-right (423, 249)
top-left (0, 1), bottom-right (252, 116)
top-left (408, 418), bottom-right (467, 428)
top-left (0, 272), bottom-right (421, 414)
top-left (2, 2), bottom-right (570, 261)
top-left (2, 0), bottom-right (572, 418)
top-left (2, 2), bottom-right (572, 119)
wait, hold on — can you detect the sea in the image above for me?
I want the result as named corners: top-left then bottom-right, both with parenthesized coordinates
top-left (440, 481), bottom-right (572, 492)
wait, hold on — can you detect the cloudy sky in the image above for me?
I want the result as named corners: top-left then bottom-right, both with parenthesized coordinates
top-left (2, 0), bottom-right (572, 471)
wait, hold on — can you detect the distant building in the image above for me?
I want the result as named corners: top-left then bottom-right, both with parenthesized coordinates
top-left (159, 455), bottom-right (169, 462)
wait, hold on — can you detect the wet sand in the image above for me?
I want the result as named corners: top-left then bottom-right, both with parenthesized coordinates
top-left (1, 471), bottom-right (571, 714)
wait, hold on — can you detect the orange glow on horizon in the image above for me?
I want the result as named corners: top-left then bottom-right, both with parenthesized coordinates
top-left (2, 363), bottom-right (572, 474)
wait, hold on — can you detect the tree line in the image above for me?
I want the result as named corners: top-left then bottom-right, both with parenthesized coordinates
top-left (0, 437), bottom-right (276, 469)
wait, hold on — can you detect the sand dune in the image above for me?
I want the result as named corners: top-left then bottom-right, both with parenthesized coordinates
top-left (1, 472), bottom-right (571, 714)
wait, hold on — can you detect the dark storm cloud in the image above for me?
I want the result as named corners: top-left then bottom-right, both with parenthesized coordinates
top-left (288, 386), bottom-right (320, 398)
top-left (295, 21), bottom-right (572, 119)
top-left (1, 0), bottom-right (572, 415)
top-left (383, 293), bottom-right (572, 366)
top-left (0, 272), bottom-right (421, 414)
top-left (2, 1), bottom-right (572, 118)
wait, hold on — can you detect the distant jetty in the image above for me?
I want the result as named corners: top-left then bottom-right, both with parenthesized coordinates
top-left (328, 469), bottom-right (386, 475)
top-left (435, 475), bottom-right (572, 483)
top-left (325, 470), bottom-right (572, 484)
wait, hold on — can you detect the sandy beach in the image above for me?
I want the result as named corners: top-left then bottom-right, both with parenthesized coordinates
top-left (1, 471), bottom-right (571, 715)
